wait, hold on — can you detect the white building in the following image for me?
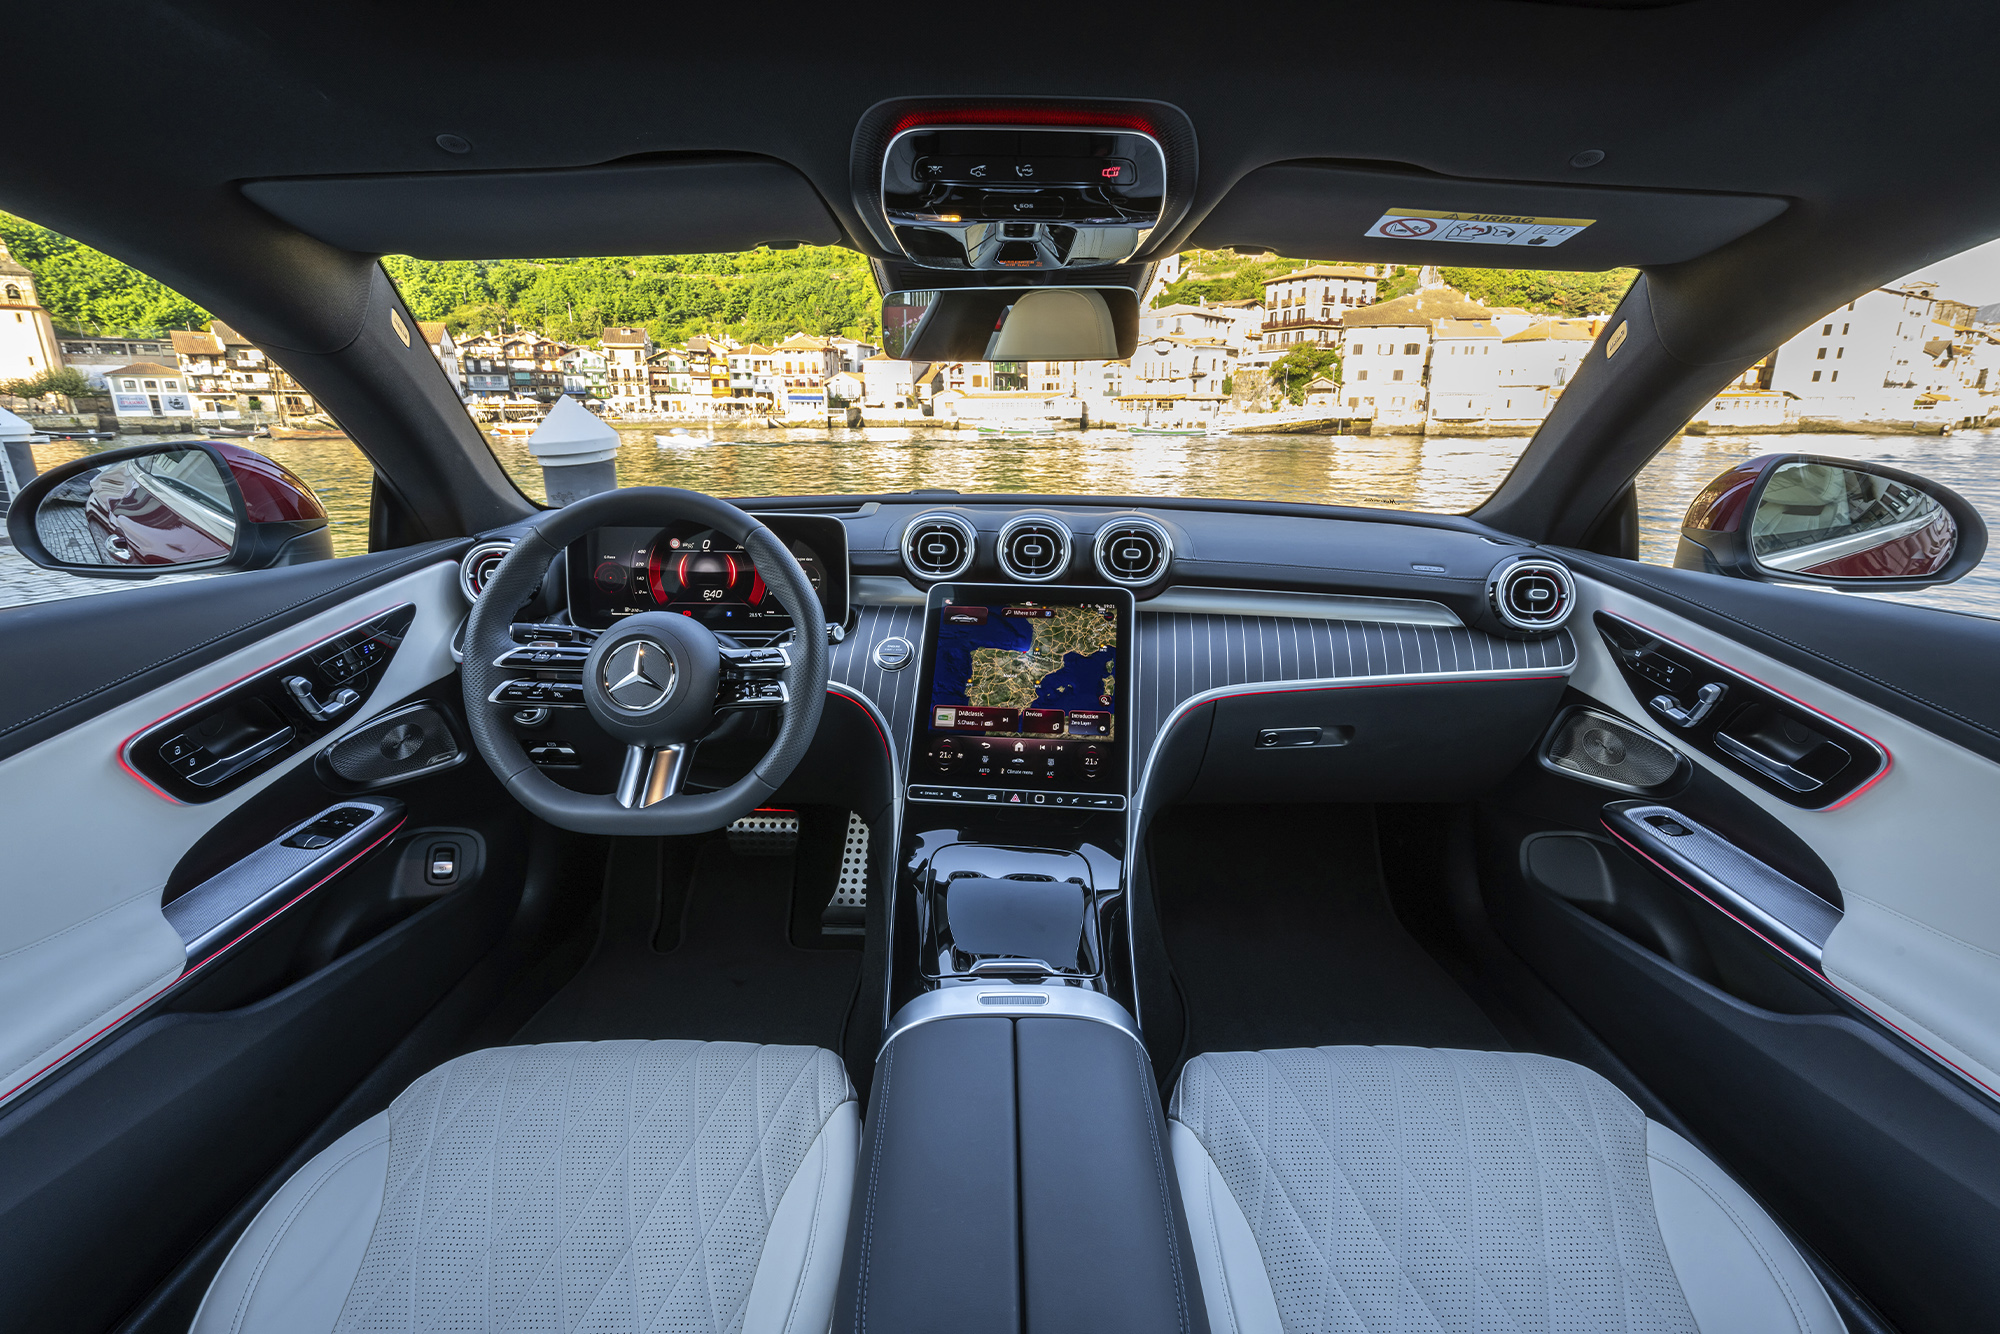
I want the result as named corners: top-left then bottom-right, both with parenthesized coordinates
top-left (1769, 282), bottom-right (1936, 424)
top-left (1426, 318), bottom-right (1505, 422)
top-left (861, 354), bottom-right (917, 407)
top-left (417, 322), bottom-right (465, 399)
top-left (599, 326), bottom-right (654, 415)
top-left (1130, 335), bottom-right (1235, 400)
top-left (1340, 287), bottom-right (1488, 430)
top-left (1493, 318), bottom-right (1600, 419)
top-left (828, 336), bottom-right (879, 372)
top-left (57, 334), bottom-right (176, 390)
top-left (0, 241), bottom-right (63, 386)
top-left (1263, 264), bottom-right (1379, 351)
top-left (106, 361), bottom-right (195, 418)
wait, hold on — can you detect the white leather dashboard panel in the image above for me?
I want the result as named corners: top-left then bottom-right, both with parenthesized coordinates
top-left (1571, 572), bottom-right (2000, 1102)
top-left (0, 562), bottom-right (465, 1107)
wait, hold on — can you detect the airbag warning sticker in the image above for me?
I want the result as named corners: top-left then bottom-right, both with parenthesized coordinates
top-left (1364, 208), bottom-right (1594, 248)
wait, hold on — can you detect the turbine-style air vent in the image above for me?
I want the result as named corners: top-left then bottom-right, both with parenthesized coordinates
top-left (997, 516), bottom-right (1072, 583)
top-left (459, 540), bottom-right (515, 602)
top-left (902, 513), bottom-right (976, 580)
top-left (1092, 518), bottom-right (1173, 586)
top-left (1488, 557), bottom-right (1575, 632)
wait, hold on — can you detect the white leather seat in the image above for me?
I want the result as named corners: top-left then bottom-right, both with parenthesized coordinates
top-left (191, 1040), bottom-right (858, 1334)
top-left (1170, 1046), bottom-right (1845, 1334)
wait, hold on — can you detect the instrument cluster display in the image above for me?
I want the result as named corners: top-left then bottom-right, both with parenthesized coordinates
top-left (567, 515), bottom-right (848, 631)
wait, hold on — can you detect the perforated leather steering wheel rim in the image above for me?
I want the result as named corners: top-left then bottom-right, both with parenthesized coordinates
top-left (460, 487), bottom-right (828, 835)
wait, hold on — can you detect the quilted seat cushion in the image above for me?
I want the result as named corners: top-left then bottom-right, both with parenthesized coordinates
top-left (1170, 1046), bottom-right (1843, 1334)
top-left (192, 1040), bottom-right (857, 1334)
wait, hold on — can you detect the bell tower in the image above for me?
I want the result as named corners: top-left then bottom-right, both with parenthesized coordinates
top-left (0, 239), bottom-right (64, 387)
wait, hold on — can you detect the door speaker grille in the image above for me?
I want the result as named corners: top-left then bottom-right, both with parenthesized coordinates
top-left (324, 703), bottom-right (463, 788)
top-left (1540, 707), bottom-right (1685, 793)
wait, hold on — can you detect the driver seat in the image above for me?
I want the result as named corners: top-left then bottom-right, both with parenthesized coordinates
top-left (191, 1041), bottom-right (858, 1334)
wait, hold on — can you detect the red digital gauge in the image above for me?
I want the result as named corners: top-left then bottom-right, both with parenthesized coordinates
top-left (593, 559), bottom-right (628, 594)
top-left (645, 545), bottom-right (673, 604)
top-left (748, 570), bottom-right (767, 605)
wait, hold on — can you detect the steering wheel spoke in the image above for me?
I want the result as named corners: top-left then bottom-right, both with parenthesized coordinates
top-left (616, 743), bottom-right (689, 808)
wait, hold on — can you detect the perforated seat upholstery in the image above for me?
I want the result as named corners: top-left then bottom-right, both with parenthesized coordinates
top-left (191, 1041), bottom-right (858, 1334)
top-left (1169, 1046), bottom-right (1845, 1334)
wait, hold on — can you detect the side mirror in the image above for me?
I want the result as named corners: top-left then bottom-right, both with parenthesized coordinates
top-left (1675, 453), bottom-right (1986, 590)
top-left (6, 440), bottom-right (333, 579)
top-left (881, 286), bottom-right (1138, 362)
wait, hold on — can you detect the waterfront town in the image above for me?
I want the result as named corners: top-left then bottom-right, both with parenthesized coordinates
top-left (5, 240), bottom-right (2000, 439)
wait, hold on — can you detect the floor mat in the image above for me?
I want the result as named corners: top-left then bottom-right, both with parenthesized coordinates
top-left (1152, 804), bottom-right (1508, 1070)
top-left (512, 833), bottom-right (862, 1054)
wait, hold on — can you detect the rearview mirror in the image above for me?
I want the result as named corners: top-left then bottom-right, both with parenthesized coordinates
top-left (1675, 454), bottom-right (1986, 590)
top-left (6, 440), bottom-right (334, 578)
top-left (880, 286), bottom-right (1138, 362)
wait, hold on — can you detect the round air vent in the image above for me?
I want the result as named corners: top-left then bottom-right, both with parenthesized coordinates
top-left (459, 540), bottom-right (516, 602)
top-left (997, 516), bottom-right (1072, 583)
top-left (902, 513), bottom-right (976, 581)
top-left (1487, 557), bottom-right (1576, 632)
top-left (1092, 517), bottom-right (1173, 586)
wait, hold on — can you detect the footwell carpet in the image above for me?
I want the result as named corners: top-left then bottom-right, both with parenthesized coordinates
top-left (513, 834), bottom-right (861, 1053)
top-left (1151, 804), bottom-right (1507, 1068)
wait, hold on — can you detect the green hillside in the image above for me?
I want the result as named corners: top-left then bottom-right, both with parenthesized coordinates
top-left (381, 250), bottom-right (882, 346)
top-left (0, 212), bottom-right (210, 336)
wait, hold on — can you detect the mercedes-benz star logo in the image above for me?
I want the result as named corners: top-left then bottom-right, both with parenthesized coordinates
top-left (601, 639), bottom-right (675, 712)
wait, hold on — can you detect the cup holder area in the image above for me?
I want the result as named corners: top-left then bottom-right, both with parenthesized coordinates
top-left (920, 844), bottom-right (1097, 980)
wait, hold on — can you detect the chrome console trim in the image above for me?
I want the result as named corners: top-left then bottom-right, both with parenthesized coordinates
top-left (883, 984), bottom-right (1143, 1049)
top-left (165, 799), bottom-right (403, 964)
top-left (1142, 585), bottom-right (1463, 627)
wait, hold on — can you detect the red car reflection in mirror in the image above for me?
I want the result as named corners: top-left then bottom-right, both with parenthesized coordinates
top-left (83, 443), bottom-right (324, 567)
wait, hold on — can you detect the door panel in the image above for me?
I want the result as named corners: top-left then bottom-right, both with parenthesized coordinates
top-left (1565, 570), bottom-right (2000, 1102)
top-left (0, 558), bottom-right (467, 1106)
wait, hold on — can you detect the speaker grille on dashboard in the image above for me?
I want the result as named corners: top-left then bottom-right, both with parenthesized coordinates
top-left (325, 704), bottom-right (462, 787)
top-left (1541, 707), bottom-right (1684, 793)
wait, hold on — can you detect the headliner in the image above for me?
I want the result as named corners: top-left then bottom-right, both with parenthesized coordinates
top-left (5, 0), bottom-right (1994, 544)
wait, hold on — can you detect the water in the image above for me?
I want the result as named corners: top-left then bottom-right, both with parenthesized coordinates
top-left (29, 425), bottom-right (2000, 620)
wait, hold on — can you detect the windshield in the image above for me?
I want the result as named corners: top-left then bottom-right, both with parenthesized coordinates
top-left (385, 247), bottom-right (1635, 514)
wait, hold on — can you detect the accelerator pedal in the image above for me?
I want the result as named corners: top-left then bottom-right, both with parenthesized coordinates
top-left (727, 809), bottom-right (799, 857)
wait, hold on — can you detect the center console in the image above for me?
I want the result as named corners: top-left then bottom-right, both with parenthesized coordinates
top-left (892, 583), bottom-right (1137, 1013)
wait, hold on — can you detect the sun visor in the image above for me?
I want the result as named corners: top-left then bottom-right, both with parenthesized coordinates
top-left (1188, 163), bottom-right (1787, 269)
top-left (240, 156), bottom-right (841, 259)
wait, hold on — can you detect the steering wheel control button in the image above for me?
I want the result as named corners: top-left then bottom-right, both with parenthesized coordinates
top-left (495, 645), bottom-right (591, 669)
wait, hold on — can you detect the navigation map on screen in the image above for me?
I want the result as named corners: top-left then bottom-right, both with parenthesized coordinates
top-left (929, 603), bottom-right (1118, 740)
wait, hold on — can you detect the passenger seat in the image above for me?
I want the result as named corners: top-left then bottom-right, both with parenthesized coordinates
top-left (1170, 1046), bottom-right (1844, 1334)
top-left (191, 1041), bottom-right (857, 1334)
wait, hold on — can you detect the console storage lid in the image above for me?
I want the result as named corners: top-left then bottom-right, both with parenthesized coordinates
top-left (836, 990), bottom-right (1207, 1334)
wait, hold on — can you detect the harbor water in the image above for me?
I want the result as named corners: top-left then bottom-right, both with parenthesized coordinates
top-left (18, 425), bottom-right (2000, 620)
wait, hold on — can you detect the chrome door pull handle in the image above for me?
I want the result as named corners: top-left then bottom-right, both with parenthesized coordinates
top-left (1714, 731), bottom-right (1825, 792)
top-left (1649, 681), bottom-right (1726, 728)
top-left (284, 675), bottom-right (360, 723)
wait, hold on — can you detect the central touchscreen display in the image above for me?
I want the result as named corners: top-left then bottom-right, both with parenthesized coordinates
top-left (907, 587), bottom-right (1131, 806)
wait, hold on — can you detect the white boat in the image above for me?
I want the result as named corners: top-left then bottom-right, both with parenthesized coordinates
top-left (976, 424), bottom-right (1058, 436)
top-left (654, 430), bottom-right (717, 447)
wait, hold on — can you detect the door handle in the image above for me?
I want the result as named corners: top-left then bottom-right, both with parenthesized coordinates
top-left (1649, 682), bottom-right (1726, 728)
top-left (1714, 731), bottom-right (1825, 792)
top-left (284, 675), bottom-right (360, 723)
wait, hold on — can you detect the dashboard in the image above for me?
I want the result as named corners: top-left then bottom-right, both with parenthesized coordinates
top-left (565, 513), bottom-right (848, 632)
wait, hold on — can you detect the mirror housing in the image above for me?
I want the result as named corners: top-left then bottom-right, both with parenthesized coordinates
top-left (1675, 453), bottom-right (1986, 590)
top-left (881, 286), bottom-right (1138, 362)
top-left (6, 440), bottom-right (334, 579)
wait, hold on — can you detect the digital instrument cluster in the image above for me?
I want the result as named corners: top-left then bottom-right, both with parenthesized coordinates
top-left (567, 514), bottom-right (848, 631)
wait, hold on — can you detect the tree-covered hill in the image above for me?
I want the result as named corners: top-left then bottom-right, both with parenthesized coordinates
top-left (381, 249), bottom-right (882, 346)
top-left (0, 213), bottom-right (210, 336)
top-left (1157, 248), bottom-right (1636, 318)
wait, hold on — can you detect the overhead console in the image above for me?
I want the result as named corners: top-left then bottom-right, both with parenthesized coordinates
top-left (852, 100), bottom-right (1198, 271)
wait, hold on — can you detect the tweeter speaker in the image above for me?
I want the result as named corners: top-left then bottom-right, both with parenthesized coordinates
top-left (1539, 706), bottom-right (1686, 794)
top-left (323, 702), bottom-right (463, 788)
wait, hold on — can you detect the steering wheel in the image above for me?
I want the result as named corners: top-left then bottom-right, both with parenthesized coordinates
top-left (461, 487), bottom-right (828, 835)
